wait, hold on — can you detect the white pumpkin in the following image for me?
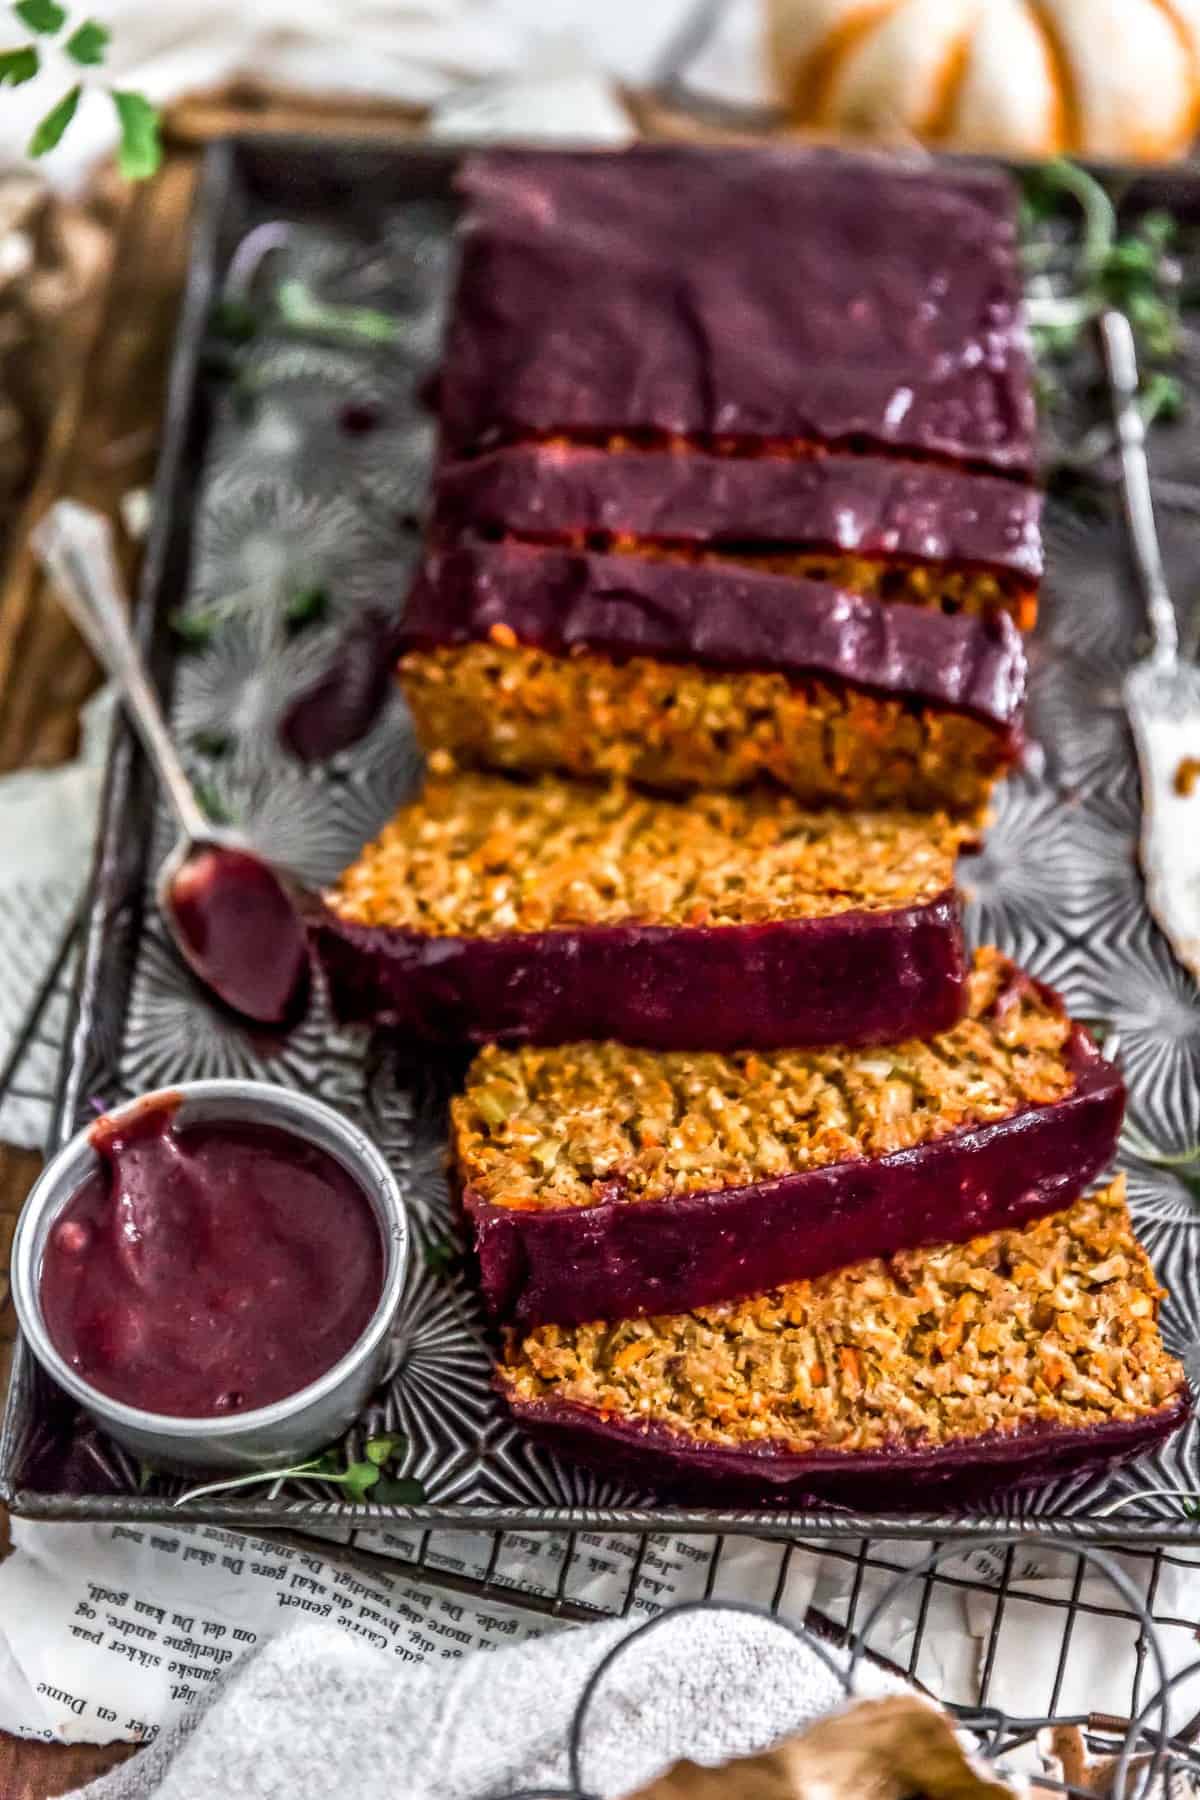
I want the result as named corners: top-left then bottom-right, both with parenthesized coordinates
top-left (768, 0), bottom-right (1200, 161)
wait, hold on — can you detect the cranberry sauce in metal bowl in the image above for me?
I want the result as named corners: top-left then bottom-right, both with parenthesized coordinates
top-left (12, 1081), bottom-right (407, 1469)
top-left (39, 1093), bottom-right (383, 1418)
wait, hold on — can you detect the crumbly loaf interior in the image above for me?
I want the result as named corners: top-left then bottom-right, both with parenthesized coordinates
top-left (400, 644), bottom-right (1010, 818)
top-left (454, 950), bottom-right (1075, 1213)
top-left (327, 770), bottom-right (970, 937)
top-left (501, 1180), bottom-right (1183, 1453)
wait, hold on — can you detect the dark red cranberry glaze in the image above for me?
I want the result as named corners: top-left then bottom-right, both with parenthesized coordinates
top-left (39, 1095), bottom-right (383, 1418)
top-left (167, 846), bottom-right (310, 1026)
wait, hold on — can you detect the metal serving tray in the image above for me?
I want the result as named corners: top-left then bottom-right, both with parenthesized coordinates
top-left (2, 135), bottom-right (1199, 1543)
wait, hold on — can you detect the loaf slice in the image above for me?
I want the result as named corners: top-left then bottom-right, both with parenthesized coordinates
top-left (315, 772), bottom-right (970, 1050)
top-left (433, 443), bottom-right (1042, 630)
top-left (397, 543), bottom-right (1026, 818)
top-left (457, 951), bottom-right (1123, 1324)
top-left (499, 1180), bottom-right (1190, 1508)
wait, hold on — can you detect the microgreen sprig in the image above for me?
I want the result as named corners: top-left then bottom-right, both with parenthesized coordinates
top-left (1121, 1122), bottom-right (1200, 1203)
top-left (172, 1433), bottom-right (427, 1508)
top-left (1094, 1486), bottom-right (1200, 1519)
top-left (1022, 160), bottom-right (1182, 363)
top-left (421, 1231), bottom-right (461, 1279)
top-left (3, 2), bottom-right (160, 177)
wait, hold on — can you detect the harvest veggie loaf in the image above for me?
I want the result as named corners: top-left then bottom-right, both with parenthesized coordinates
top-left (499, 1180), bottom-right (1190, 1507)
top-left (397, 543), bottom-right (1026, 817)
top-left (315, 771), bottom-right (971, 1049)
top-left (456, 950), bottom-right (1124, 1324)
top-left (432, 442), bottom-right (1042, 630)
top-left (441, 149), bottom-right (1035, 472)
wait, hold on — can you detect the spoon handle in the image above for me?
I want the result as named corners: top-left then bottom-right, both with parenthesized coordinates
top-left (32, 500), bottom-right (211, 845)
top-left (1099, 308), bottom-right (1179, 668)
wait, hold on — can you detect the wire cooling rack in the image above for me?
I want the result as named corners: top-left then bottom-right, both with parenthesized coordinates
top-left (324, 1537), bottom-right (1200, 1796)
top-left (3, 707), bottom-right (1199, 1764)
top-left (359, 1527), bottom-right (1199, 1716)
top-left (481, 1561), bottom-right (1200, 1800)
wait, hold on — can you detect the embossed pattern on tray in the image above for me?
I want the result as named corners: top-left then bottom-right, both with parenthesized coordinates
top-left (2, 139), bottom-right (1198, 1539)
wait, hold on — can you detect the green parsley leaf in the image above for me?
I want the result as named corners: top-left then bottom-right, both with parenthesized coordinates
top-left (0, 44), bottom-right (37, 83)
top-left (365, 1433), bottom-right (404, 1467)
top-left (14, 0), bottom-right (66, 33)
top-left (64, 18), bottom-right (108, 63)
top-left (372, 1475), bottom-right (427, 1505)
top-left (111, 89), bottom-right (161, 181)
top-left (27, 83), bottom-right (79, 157)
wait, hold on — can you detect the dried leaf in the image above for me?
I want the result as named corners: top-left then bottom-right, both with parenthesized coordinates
top-left (624, 1695), bottom-right (1016, 1800)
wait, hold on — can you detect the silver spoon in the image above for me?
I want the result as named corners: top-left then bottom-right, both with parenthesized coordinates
top-left (32, 499), bottom-right (310, 1027)
top-left (1100, 311), bottom-right (1200, 985)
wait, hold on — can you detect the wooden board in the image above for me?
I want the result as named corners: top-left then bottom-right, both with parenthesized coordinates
top-left (0, 149), bottom-right (201, 1798)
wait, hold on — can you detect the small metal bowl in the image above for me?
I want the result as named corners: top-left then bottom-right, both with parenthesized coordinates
top-left (11, 1079), bottom-right (407, 1474)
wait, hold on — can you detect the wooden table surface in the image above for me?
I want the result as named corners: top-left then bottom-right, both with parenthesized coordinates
top-left (0, 150), bottom-right (199, 1799)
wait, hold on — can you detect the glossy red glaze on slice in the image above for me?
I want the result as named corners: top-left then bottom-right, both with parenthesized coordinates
top-left (500, 1387), bottom-right (1191, 1511)
top-left (433, 443), bottom-right (1043, 584)
top-left (313, 891), bottom-right (968, 1052)
top-left (467, 1027), bottom-right (1124, 1325)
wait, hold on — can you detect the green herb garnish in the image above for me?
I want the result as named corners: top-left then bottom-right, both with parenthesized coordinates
top-left (190, 729), bottom-right (232, 759)
top-left (284, 584), bottom-right (329, 633)
top-left (15, 0), bottom-right (65, 32)
top-left (191, 780), bottom-right (233, 826)
top-left (0, 43), bottom-right (37, 82)
top-left (172, 1433), bottom-right (426, 1508)
top-left (421, 1232), bottom-right (460, 1279)
top-left (1121, 1123), bottom-right (1200, 1203)
top-left (1096, 1485), bottom-right (1200, 1519)
top-left (27, 82), bottom-right (79, 155)
top-left (63, 17), bottom-right (106, 62)
top-left (169, 608), bottom-right (220, 649)
top-left (10, 4), bottom-right (159, 178)
top-left (209, 296), bottom-right (259, 345)
top-left (111, 89), bottom-right (160, 181)
top-left (1021, 158), bottom-right (1184, 430)
top-left (275, 278), bottom-right (400, 347)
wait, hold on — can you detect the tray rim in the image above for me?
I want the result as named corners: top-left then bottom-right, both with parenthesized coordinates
top-left (2, 130), bottom-right (1197, 1545)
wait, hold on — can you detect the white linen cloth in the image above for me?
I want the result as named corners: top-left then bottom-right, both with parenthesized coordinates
top-left (0, 0), bottom-right (762, 189)
top-left (25, 1587), bottom-right (915, 1799)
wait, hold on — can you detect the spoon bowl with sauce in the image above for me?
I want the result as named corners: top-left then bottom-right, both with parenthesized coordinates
top-left (32, 502), bottom-right (310, 1028)
top-left (12, 1080), bottom-right (407, 1472)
